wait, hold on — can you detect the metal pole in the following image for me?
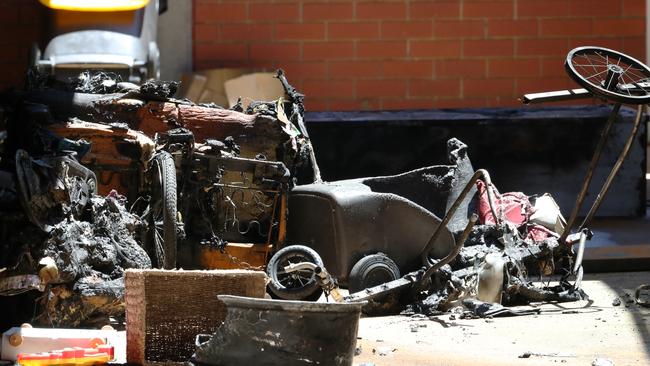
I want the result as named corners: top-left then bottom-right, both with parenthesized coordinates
top-left (419, 169), bottom-right (498, 266)
top-left (579, 105), bottom-right (644, 229)
top-left (558, 103), bottom-right (621, 244)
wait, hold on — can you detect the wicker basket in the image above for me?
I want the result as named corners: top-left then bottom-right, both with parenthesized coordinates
top-left (125, 269), bottom-right (267, 365)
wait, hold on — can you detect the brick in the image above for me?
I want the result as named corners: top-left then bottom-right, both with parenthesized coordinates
top-left (487, 97), bottom-right (521, 108)
top-left (436, 59), bottom-right (486, 78)
top-left (540, 19), bottom-right (593, 36)
top-left (382, 99), bottom-right (435, 110)
top-left (463, 1), bottom-right (513, 19)
top-left (463, 39), bottom-right (514, 57)
top-left (194, 3), bottom-right (247, 23)
top-left (516, 38), bottom-right (568, 56)
top-left (357, 41), bottom-right (406, 58)
top-left (593, 19), bottom-right (644, 37)
top-left (329, 61), bottom-right (383, 78)
top-left (435, 98), bottom-right (488, 108)
top-left (194, 24), bottom-right (218, 42)
top-left (488, 19), bottom-right (538, 37)
top-left (305, 100), bottom-right (329, 111)
top-left (303, 42), bottom-right (354, 60)
top-left (410, 79), bottom-right (460, 97)
top-left (515, 77), bottom-right (575, 96)
top-left (328, 22), bottom-right (380, 39)
top-left (488, 59), bottom-right (540, 77)
top-left (622, 0), bottom-right (645, 17)
top-left (568, 37), bottom-right (623, 52)
top-left (383, 60), bottom-right (433, 78)
top-left (518, 0), bottom-right (568, 18)
top-left (330, 99), bottom-right (381, 111)
top-left (569, 0), bottom-right (622, 16)
top-left (433, 20), bottom-right (485, 38)
top-left (303, 80), bottom-right (354, 98)
top-left (356, 2), bottom-right (406, 20)
top-left (249, 43), bottom-right (300, 62)
top-left (194, 43), bottom-right (248, 61)
top-left (382, 21), bottom-right (432, 38)
top-left (463, 78), bottom-right (514, 98)
top-left (410, 2), bottom-right (460, 19)
top-left (275, 23), bottom-right (325, 40)
top-left (541, 59), bottom-right (567, 77)
top-left (621, 37), bottom-right (646, 61)
top-left (220, 24), bottom-right (272, 41)
top-left (249, 3), bottom-right (300, 22)
top-left (280, 62), bottom-right (327, 79)
top-left (304, 2), bottom-right (354, 20)
top-left (410, 40), bottom-right (461, 58)
top-left (357, 79), bottom-right (408, 97)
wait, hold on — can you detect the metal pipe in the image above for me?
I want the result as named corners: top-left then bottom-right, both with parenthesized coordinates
top-left (521, 88), bottom-right (590, 104)
top-left (579, 105), bottom-right (644, 230)
top-left (420, 169), bottom-right (497, 266)
top-left (419, 214), bottom-right (478, 286)
top-left (572, 230), bottom-right (587, 275)
top-left (559, 103), bottom-right (621, 244)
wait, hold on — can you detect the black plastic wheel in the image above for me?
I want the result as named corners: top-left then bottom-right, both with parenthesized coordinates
top-left (565, 46), bottom-right (650, 105)
top-left (348, 253), bottom-right (400, 294)
top-left (147, 151), bottom-right (178, 269)
top-left (267, 245), bottom-right (324, 301)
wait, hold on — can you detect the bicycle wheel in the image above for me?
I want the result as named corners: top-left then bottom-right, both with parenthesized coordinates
top-left (148, 151), bottom-right (178, 269)
top-left (565, 46), bottom-right (650, 104)
top-left (267, 245), bottom-right (324, 301)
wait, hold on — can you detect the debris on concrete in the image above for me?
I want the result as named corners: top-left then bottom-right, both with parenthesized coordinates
top-left (372, 347), bottom-right (396, 357)
top-left (592, 357), bottom-right (615, 366)
top-left (634, 284), bottom-right (650, 307)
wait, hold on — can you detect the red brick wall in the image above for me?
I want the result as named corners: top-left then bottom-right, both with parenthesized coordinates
top-left (193, 0), bottom-right (647, 111)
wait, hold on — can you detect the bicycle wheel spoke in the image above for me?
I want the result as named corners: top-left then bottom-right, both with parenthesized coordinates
top-left (584, 69), bottom-right (608, 81)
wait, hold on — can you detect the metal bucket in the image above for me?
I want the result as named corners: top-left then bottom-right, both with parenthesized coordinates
top-left (193, 295), bottom-right (365, 366)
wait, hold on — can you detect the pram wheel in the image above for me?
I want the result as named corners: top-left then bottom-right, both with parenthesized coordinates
top-left (565, 46), bottom-right (650, 104)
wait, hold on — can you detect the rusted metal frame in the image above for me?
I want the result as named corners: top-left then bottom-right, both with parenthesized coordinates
top-left (419, 169), bottom-right (498, 266)
top-left (418, 214), bottom-right (478, 287)
top-left (213, 183), bottom-right (280, 193)
top-left (578, 105), bottom-right (644, 230)
top-left (343, 270), bottom-right (423, 303)
top-left (264, 192), bottom-right (281, 263)
top-left (558, 103), bottom-right (621, 245)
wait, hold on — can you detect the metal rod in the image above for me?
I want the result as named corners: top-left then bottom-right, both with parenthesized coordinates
top-left (558, 103), bottom-right (621, 244)
top-left (521, 88), bottom-right (590, 104)
top-left (419, 214), bottom-right (478, 286)
top-left (420, 169), bottom-right (498, 266)
top-left (572, 229), bottom-right (587, 275)
top-left (579, 105), bottom-right (644, 230)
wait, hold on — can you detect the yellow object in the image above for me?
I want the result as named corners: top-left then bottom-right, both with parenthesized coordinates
top-left (17, 346), bottom-right (113, 366)
top-left (199, 243), bottom-right (270, 270)
top-left (39, 0), bottom-right (149, 12)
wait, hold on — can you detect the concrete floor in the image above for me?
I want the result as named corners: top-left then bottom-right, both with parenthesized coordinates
top-left (352, 271), bottom-right (650, 366)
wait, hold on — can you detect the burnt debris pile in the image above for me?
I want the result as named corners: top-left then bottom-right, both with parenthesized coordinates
top-left (0, 69), bottom-right (589, 331)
